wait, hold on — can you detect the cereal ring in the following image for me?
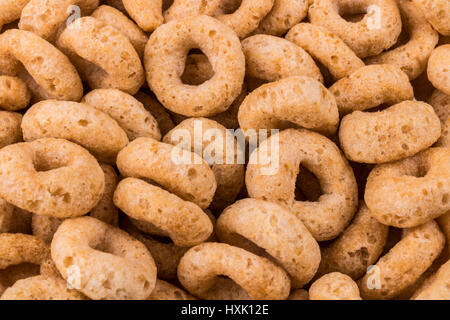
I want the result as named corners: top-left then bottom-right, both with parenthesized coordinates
top-left (56, 17), bottom-right (144, 95)
top-left (329, 65), bottom-right (414, 115)
top-left (364, 148), bottom-right (450, 228)
top-left (148, 280), bottom-right (195, 300)
top-left (0, 0), bottom-right (30, 32)
top-left (429, 89), bottom-right (450, 123)
top-left (21, 100), bottom-right (129, 163)
top-left (164, 0), bottom-right (221, 22)
top-left (286, 23), bottom-right (365, 80)
top-left (365, 0), bottom-right (439, 80)
top-left (0, 76), bottom-right (30, 111)
top-left (412, 0), bottom-right (450, 36)
top-left (0, 234), bottom-right (49, 270)
top-left (359, 221), bottom-right (445, 300)
top-left (427, 45), bottom-right (450, 95)
top-left (238, 77), bottom-right (339, 136)
top-left (412, 260), bottom-right (450, 300)
top-left (145, 15), bottom-right (245, 117)
top-left (216, 199), bottom-right (321, 288)
top-left (0, 138), bottom-right (105, 218)
top-left (134, 92), bottom-right (175, 136)
top-left (308, 0), bottom-right (402, 58)
top-left (288, 289), bottom-right (309, 300)
top-left (178, 242), bottom-right (291, 300)
top-left (82, 89), bottom-right (161, 141)
top-left (246, 129), bottom-right (358, 241)
top-left (51, 216), bottom-right (157, 300)
top-left (122, 0), bottom-right (163, 32)
top-left (0, 111), bottom-right (22, 149)
top-left (242, 35), bottom-right (323, 83)
top-left (339, 101), bottom-right (441, 163)
top-left (117, 137), bottom-right (217, 209)
top-left (309, 272), bottom-right (362, 300)
top-left (0, 29), bottom-right (83, 102)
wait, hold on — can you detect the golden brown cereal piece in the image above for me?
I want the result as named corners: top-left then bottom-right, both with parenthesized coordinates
top-left (317, 202), bottom-right (389, 280)
top-left (145, 15), bottom-right (245, 117)
top-left (0, 111), bottom-right (22, 149)
top-left (163, 118), bottom-right (244, 210)
top-left (286, 23), bottom-right (365, 80)
top-left (178, 242), bottom-right (291, 300)
top-left (412, 0), bottom-right (450, 36)
top-left (56, 17), bottom-right (144, 95)
top-left (134, 92), bottom-right (175, 136)
top-left (413, 260), bottom-right (450, 300)
top-left (148, 280), bottom-right (195, 300)
top-left (239, 76), bottom-right (339, 137)
top-left (217, 199), bottom-right (321, 288)
top-left (329, 65), bottom-right (414, 115)
top-left (82, 89), bottom-right (161, 141)
top-left (21, 100), bottom-right (129, 164)
top-left (310, 272), bottom-right (362, 300)
top-left (365, 0), bottom-right (439, 80)
top-left (164, 0), bottom-right (221, 22)
top-left (309, 0), bottom-right (402, 58)
top-left (288, 289), bottom-right (309, 300)
top-left (0, 0), bottom-right (30, 32)
top-left (117, 137), bottom-right (217, 209)
top-left (51, 216), bottom-right (157, 300)
top-left (0, 76), bottom-right (30, 111)
top-left (0, 233), bottom-right (49, 269)
top-left (364, 148), bottom-right (450, 228)
top-left (0, 138), bottom-right (105, 218)
top-left (242, 35), bottom-right (323, 83)
top-left (0, 29), bottom-right (83, 102)
top-left (339, 101), bottom-right (441, 164)
top-left (246, 129), bottom-right (358, 241)
top-left (0, 200), bottom-right (31, 234)
top-left (122, 0), bottom-right (163, 32)
top-left (359, 221), bottom-right (445, 300)
top-left (429, 89), bottom-right (450, 123)
top-left (427, 45), bottom-right (450, 95)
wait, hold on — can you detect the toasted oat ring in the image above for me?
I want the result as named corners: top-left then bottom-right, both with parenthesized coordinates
top-left (242, 35), bottom-right (323, 83)
top-left (148, 280), bottom-right (195, 300)
top-left (0, 29), bottom-right (83, 102)
top-left (19, 0), bottom-right (99, 42)
top-left (0, 233), bottom-right (49, 270)
top-left (364, 148), bottom-right (450, 228)
top-left (308, 0), bottom-right (402, 58)
top-left (412, 260), bottom-right (450, 300)
top-left (428, 45), bottom-right (450, 95)
top-left (0, 0), bottom-right (30, 32)
top-left (309, 272), bottom-right (362, 300)
top-left (246, 129), bottom-right (358, 241)
top-left (145, 15), bottom-right (245, 117)
top-left (216, 199), bottom-right (320, 288)
top-left (122, 0), bottom-right (163, 32)
top-left (82, 89), bottom-right (161, 141)
top-left (359, 221), bottom-right (445, 300)
top-left (52, 216), bottom-right (157, 300)
top-left (0, 111), bottom-right (22, 149)
top-left (0, 76), bottom-right (30, 111)
top-left (286, 23), bottom-right (365, 80)
top-left (117, 137), bottom-right (217, 209)
top-left (238, 77), bottom-right (339, 137)
top-left (56, 17), bottom-right (144, 95)
top-left (412, 0), bottom-right (450, 36)
top-left (21, 100), bottom-right (129, 164)
top-left (329, 65), bottom-right (414, 115)
top-left (178, 242), bottom-right (291, 300)
top-left (339, 101), bottom-right (441, 164)
top-left (0, 138), bottom-right (105, 218)
top-left (164, 0), bottom-right (221, 22)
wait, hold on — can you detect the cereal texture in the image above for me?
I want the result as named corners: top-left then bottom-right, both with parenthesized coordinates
top-left (428, 45), bottom-right (450, 95)
top-left (309, 272), bottom-right (362, 300)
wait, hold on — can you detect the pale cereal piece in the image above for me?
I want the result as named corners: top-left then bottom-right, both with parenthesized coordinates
top-left (164, 0), bottom-right (221, 22)
top-left (359, 221), bottom-right (445, 300)
top-left (412, 0), bottom-right (450, 36)
top-left (413, 259), bottom-right (450, 300)
top-left (429, 89), bottom-right (450, 123)
top-left (145, 15), bottom-right (245, 117)
top-left (246, 129), bottom-right (358, 241)
top-left (310, 272), bottom-right (362, 300)
top-left (134, 92), bottom-right (175, 136)
top-left (21, 100), bottom-right (129, 164)
top-left (288, 289), bottom-right (309, 300)
top-left (0, 233), bottom-right (49, 269)
top-left (365, 0), bottom-right (439, 80)
top-left (52, 216), bottom-right (157, 300)
top-left (178, 242), bottom-right (291, 300)
top-left (0, 111), bottom-right (22, 149)
top-left (0, 76), bottom-right (30, 111)
top-left (286, 23), bottom-right (365, 80)
top-left (428, 45), bottom-right (450, 95)
top-left (329, 65), bottom-right (414, 115)
top-left (0, 0), bottom-right (30, 32)
top-left (147, 280), bottom-right (196, 300)
top-left (0, 138), bottom-right (105, 218)
top-left (339, 101), bottom-right (441, 164)
top-left (0, 29), bottom-right (83, 102)
top-left (122, 0), bottom-right (163, 32)
top-left (56, 17), bottom-right (144, 95)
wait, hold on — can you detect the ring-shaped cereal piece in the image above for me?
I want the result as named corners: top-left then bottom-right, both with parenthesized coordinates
top-left (216, 199), bottom-right (320, 288)
top-left (359, 221), bottom-right (445, 300)
top-left (148, 280), bottom-right (195, 300)
top-left (145, 15), bottom-right (245, 117)
top-left (0, 76), bottom-right (30, 111)
top-left (0, 29), bottom-right (83, 102)
top-left (21, 100), bottom-right (129, 164)
top-left (285, 23), bottom-right (365, 80)
top-left (0, 233), bottom-right (49, 270)
top-left (164, 0), bottom-right (221, 22)
top-left (246, 128), bottom-right (359, 241)
top-left (308, 0), bottom-right (402, 58)
top-left (51, 216), bottom-right (157, 300)
top-left (339, 101), bottom-right (441, 164)
top-left (238, 76), bottom-right (339, 137)
top-left (0, 138), bottom-right (105, 218)
top-left (364, 147), bottom-right (450, 228)
top-left (412, 260), bottom-right (450, 300)
top-left (365, 0), bottom-right (439, 80)
top-left (0, 0), bottom-right (30, 32)
top-left (178, 242), bottom-right (291, 300)
top-left (412, 0), bottom-right (450, 36)
top-left (329, 65), bottom-right (414, 115)
top-left (242, 35), bottom-right (323, 83)
top-left (56, 17), bottom-right (144, 95)
top-left (309, 272), bottom-right (362, 300)
top-left (427, 45), bottom-right (450, 95)
top-left (122, 0), bottom-right (163, 32)
top-left (0, 111), bottom-right (22, 149)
